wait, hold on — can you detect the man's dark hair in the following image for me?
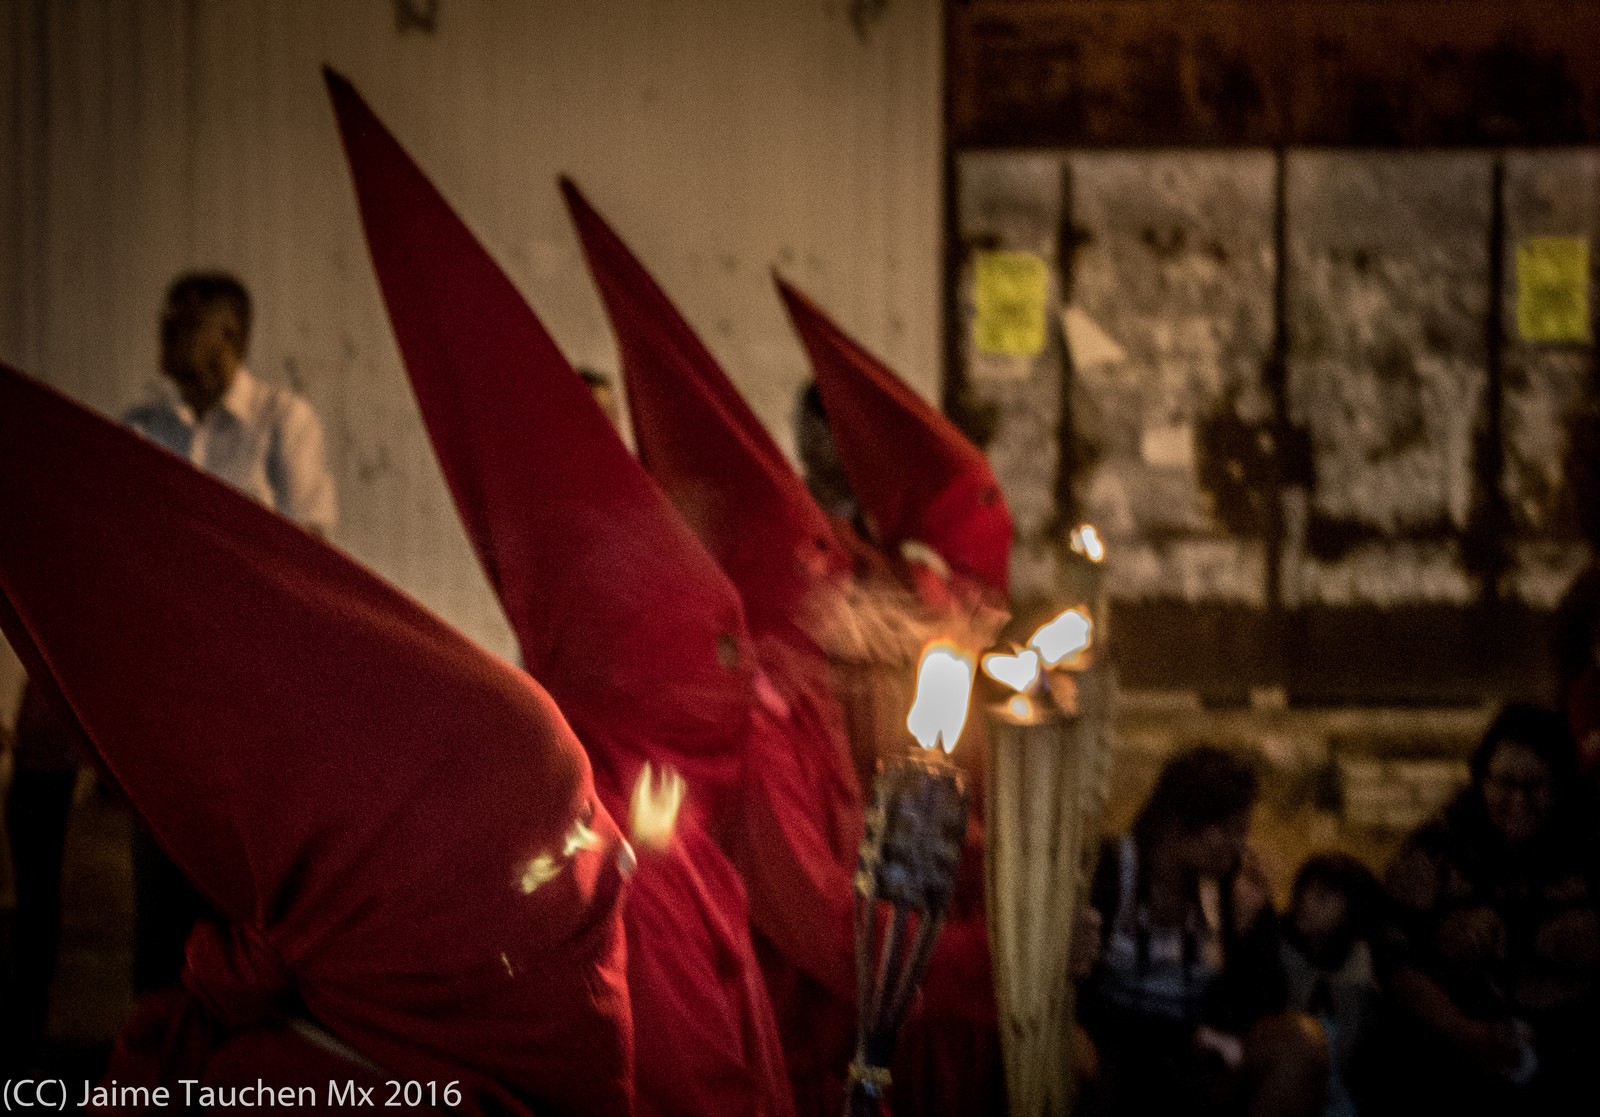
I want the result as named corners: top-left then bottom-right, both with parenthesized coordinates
top-left (1133, 745), bottom-right (1260, 848)
top-left (165, 272), bottom-right (252, 355)
top-left (577, 367), bottom-right (612, 390)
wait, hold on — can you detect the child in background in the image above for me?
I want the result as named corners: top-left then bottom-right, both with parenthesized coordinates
top-left (1280, 854), bottom-right (1383, 1117)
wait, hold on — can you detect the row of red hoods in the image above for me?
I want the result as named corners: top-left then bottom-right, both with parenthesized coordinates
top-left (0, 70), bottom-right (1012, 1117)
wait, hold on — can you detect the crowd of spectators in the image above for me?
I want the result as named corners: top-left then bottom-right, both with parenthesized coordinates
top-left (1073, 706), bottom-right (1600, 1117)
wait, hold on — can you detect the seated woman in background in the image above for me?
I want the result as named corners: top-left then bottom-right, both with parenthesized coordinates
top-left (1075, 745), bottom-right (1328, 1117)
top-left (1280, 854), bottom-right (1384, 1117)
top-left (1379, 703), bottom-right (1600, 1117)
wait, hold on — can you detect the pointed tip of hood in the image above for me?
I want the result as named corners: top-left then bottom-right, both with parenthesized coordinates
top-left (328, 76), bottom-right (757, 814)
top-left (565, 182), bottom-right (850, 638)
top-left (775, 277), bottom-right (1013, 596)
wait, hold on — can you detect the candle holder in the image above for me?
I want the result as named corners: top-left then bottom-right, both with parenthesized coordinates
top-left (983, 662), bottom-right (1112, 1117)
top-left (845, 749), bottom-right (970, 1117)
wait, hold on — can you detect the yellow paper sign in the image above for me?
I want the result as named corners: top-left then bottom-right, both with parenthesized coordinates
top-left (974, 251), bottom-right (1050, 357)
top-left (1518, 236), bottom-right (1590, 343)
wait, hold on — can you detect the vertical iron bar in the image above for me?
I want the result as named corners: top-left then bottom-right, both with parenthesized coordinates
top-left (869, 906), bottom-right (911, 1025)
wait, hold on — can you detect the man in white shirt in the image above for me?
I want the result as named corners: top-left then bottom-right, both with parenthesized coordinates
top-left (122, 273), bottom-right (335, 992)
top-left (126, 273), bottom-right (337, 533)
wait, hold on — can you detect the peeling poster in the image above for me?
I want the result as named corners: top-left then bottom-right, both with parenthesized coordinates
top-left (1517, 236), bottom-right (1590, 343)
top-left (974, 250), bottom-right (1050, 357)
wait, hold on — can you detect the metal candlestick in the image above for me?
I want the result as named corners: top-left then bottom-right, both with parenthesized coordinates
top-left (845, 749), bottom-right (970, 1117)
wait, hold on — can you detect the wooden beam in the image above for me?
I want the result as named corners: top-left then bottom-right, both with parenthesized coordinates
top-left (950, 1), bottom-right (1600, 149)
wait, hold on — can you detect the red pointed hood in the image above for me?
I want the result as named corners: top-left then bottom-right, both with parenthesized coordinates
top-left (0, 366), bottom-right (631, 1115)
top-left (326, 70), bottom-right (754, 818)
top-left (561, 179), bottom-right (848, 648)
top-left (328, 73), bottom-right (796, 1117)
top-left (776, 278), bottom-right (1013, 597)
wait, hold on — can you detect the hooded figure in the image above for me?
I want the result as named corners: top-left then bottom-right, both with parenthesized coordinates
top-left (0, 366), bottom-right (633, 1116)
top-left (566, 185), bottom-right (1004, 1117)
top-left (776, 279), bottom-right (1013, 602)
top-left (777, 283), bottom-right (1010, 1117)
top-left (326, 71), bottom-right (791, 1117)
top-left (564, 181), bottom-right (866, 1113)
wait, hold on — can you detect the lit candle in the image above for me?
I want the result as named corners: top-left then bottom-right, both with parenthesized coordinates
top-left (845, 641), bottom-right (976, 1117)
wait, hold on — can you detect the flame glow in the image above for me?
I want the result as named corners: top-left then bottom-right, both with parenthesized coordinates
top-left (520, 853), bottom-right (560, 894)
top-left (1071, 523), bottom-right (1106, 563)
top-left (983, 648), bottom-right (1042, 693)
top-left (519, 810), bottom-right (610, 894)
top-left (629, 762), bottom-right (686, 851)
top-left (1030, 607), bottom-right (1093, 667)
top-left (563, 816), bottom-right (603, 857)
top-left (906, 642), bottom-right (976, 753)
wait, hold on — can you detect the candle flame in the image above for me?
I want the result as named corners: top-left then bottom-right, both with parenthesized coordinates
top-left (629, 762), bottom-right (686, 851)
top-left (1030, 607), bottom-right (1093, 667)
top-left (982, 648), bottom-right (1041, 693)
top-left (906, 641), bottom-right (976, 753)
top-left (1071, 523), bottom-right (1106, 563)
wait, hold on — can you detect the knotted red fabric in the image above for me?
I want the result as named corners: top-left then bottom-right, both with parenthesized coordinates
top-left (0, 366), bottom-right (632, 1116)
top-left (563, 181), bottom-right (865, 1113)
top-left (327, 70), bottom-right (791, 1117)
top-left (776, 279), bottom-right (1014, 600)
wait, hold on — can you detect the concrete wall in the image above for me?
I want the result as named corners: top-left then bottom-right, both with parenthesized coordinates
top-left (0, 0), bottom-right (944, 661)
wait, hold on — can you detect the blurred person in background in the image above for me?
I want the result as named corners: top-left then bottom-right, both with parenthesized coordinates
top-left (1279, 853), bottom-right (1385, 1117)
top-left (1074, 745), bottom-right (1328, 1117)
top-left (121, 271), bottom-right (336, 993)
top-left (1378, 704), bottom-right (1600, 1117)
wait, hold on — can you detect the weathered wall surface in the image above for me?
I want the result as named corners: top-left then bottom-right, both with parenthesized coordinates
top-left (1285, 152), bottom-right (1490, 608)
top-left (958, 147), bottom-right (1594, 621)
top-left (1070, 152), bottom-right (1276, 606)
top-left (0, 0), bottom-right (943, 659)
top-left (1503, 151), bottom-right (1600, 606)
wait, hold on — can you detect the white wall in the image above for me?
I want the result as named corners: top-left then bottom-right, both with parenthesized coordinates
top-left (0, 0), bottom-right (944, 660)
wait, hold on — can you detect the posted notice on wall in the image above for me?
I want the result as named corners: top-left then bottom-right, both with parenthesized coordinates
top-left (973, 250), bottom-right (1050, 358)
top-left (1517, 236), bottom-right (1590, 343)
